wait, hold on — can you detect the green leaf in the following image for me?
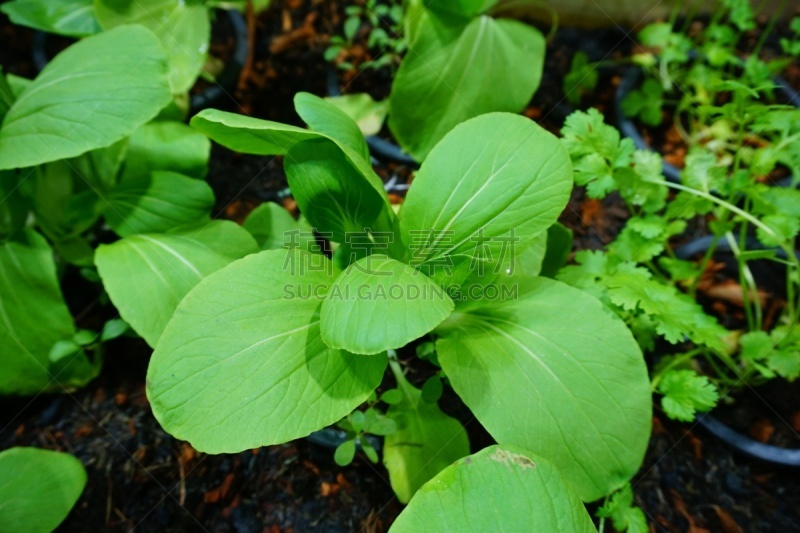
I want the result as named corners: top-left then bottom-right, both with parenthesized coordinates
top-left (147, 250), bottom-right (388, 453)
top-left (420, 376), bottom-right (443, 403)
top-left (0, 230), bottom-right (77, 395)
top-left (383, 367), bottom-right (469, 503)
top-left (121, 121), bottom-right (211, 180)
top-left (435, 278), bottom-right (651, 501)
top-left (285, 139), bottom-right (397, 244)
top-left (190, 94), bottom-right (392, 216)
top-left (389, 13), bottom-right (545, 161)
top-left (0, 25), bottom-right (172, 170)
top-left (295, 92), bottom-right (371, 161)
top-left (344, 15), bottom-right (361, 40)
top-left (657, 369), bottom-right (718, 422)
top-left (399, 113), bottom-right (572, 282)
top-left (104, 170), bottom-right (214, 237)
top-left (0, 448), bottom-right (87, 533)
top-left (620, 78), bottom-right (663, 126)
top-left (243, 202), bottom-right (317, 251)
top-left (0, 0), bottom-right (100, 37)
top-left (29, 160), bottom-right (101, 242)
top-left (324, 93), bottom-right (389, 137)
top-left (562, 108), bottom-right (634, 164)
top-left (381, 388), bottom-right (404, 405)
top-left (320, 255), bottom-right (454, 355)
top-left (598, 484), bottom-right (649, 533)
top-left (101, 318), bottom-right (130, 342)
top-left (564, 51), bottom-right (598, 105)
top-left (190, 108), bottom-right (317, 154)
top-left (0, 70), bottom-right (14, 122)
top-left (95, 0), bottom-right (211, 93)
top-left (603, 263), bottom-right (727, 351)
top-left (540, 222), bottom-right (573, 278)
top-left (390, 445), bottom-right (595, 532)
top-left (95, 221), bottom-right (257, 347)
top-left (334, 439), bottom-right (357, 466)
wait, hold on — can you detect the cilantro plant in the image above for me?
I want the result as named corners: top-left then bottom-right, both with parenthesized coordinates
top-left (559, 109), bottom-right (800, 422)
top-left (623, 3), bottom-right (800, 182)
top-left (0, 447), bottom-right (87, 532)
top-left (325, 0), bottom-right (406, 72)
top-left (143, 93), bottom-right (652, 510)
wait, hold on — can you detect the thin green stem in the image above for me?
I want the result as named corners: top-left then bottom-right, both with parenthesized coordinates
top-left (651, 348), bottom-right (705, 390)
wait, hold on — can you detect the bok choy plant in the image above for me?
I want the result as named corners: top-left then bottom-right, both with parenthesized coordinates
top-left (0, 25), bottom-right (257, 395)
top-left (1, 0), bottom-right (248, 99)
top-left (141, 92), bottom-right (652, 513)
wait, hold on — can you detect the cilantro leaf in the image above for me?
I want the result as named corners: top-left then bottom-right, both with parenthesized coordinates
top-left (597, 484), bottom-right (649, 533)
top-left (563, 51), bottom-right (598, 105)
top-left (621, 78), bottom-right (664, 126)
top-left (658, 369), bottom-right (719, 422)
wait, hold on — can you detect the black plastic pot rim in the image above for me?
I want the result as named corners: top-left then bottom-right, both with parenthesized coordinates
top-left (32, 9), bottom-right (249, 114)
top-left (615, 66), bottom-right (800, 187)
top-left (674, 235), bottom-right (800, 467)
top-left (696, 413), bottom-right (800, 467)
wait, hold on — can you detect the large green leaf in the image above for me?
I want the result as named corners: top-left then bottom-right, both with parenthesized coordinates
top-left (104, 170), bottom-right (214, 236)
top-left (95, 221), bottom-right (257, 347)
top-left (190, 109), bottom-right (321, 155)
top-left (147, 250), bottom-right (388, 453)
top-left (95, 0), bottom-right (210, 93)
top-left (192, 94), bottom-right (390, 204)
top-left (0, 448), bottom-right (87, 533)
top-left (388, 14), bottom-right (545, 161)
top-left (399, 113), bottom-right (572, 282)
top-left (383, 366), bottom-right (469, 503)
top-left (320, 255), bottom-right (453, 355)
top-left (325, 93), bottom-right (389, 137)
top-left (243, 202), bottom-right (316, 251)
top-left (435, 278), bottom-right (651, 501)
top-left (0, 230), bottom-right (75, 395)
top-left (285, 139), bottom-right (398, 245)
top-left (390, 445), bottom-right (595, 532)
top-left (0, 25), bottom-right (171, 170)
top-left (0, 0), bottom-right (100, 37)
top-left (294, 91), bottom-right (371, 161)
top-left (121, 121), bottom-right (210, 180)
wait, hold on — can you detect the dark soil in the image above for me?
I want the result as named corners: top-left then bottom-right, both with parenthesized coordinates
top-left (2, 1), bottom-right (800, 531)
